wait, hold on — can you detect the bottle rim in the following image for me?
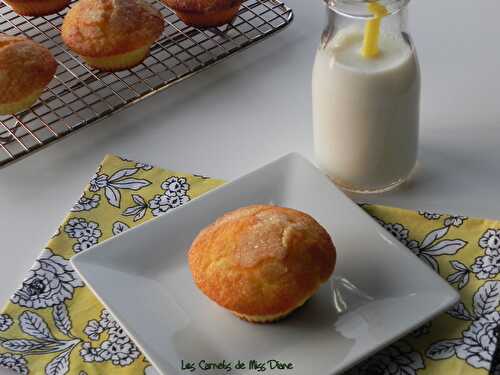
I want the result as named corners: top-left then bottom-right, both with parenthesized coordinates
top-left (326, 0), bottom-right (409, 19)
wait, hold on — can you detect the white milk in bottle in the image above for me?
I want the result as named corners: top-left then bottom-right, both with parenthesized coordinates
top-left (312, 0), bottom-right (420, 193)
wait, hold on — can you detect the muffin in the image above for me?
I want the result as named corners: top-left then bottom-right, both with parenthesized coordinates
top-left (162, 0), bottom-right (242, 28)
top-left (0, 35), bottom-right (57, 115)
top-left (188, 205), bottom-right (336, 323)
top-left (4, 0), bottom-right (69, 16)
top-left (61, 0), bottom-right (164, 71)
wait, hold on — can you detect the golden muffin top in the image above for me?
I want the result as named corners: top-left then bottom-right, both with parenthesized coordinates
top-left (164, 0), bottom-right (241, 13)
top-left (0, 35), bottom-right (57, 104)
top-left (61, 0), bottom-right (164, 58)
top-left (188, 205), bottom-right (336, 317)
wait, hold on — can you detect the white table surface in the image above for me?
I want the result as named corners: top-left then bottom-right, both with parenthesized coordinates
top-left (1, 0), bottom-right (499, 373)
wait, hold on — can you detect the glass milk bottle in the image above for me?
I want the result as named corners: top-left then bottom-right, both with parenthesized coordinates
top-left (312, 0), bottom-right (420, 193)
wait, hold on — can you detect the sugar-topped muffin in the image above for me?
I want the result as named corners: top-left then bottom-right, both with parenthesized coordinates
top-left (162, 0), bottom-right (242, 28)
top-left (0, 35), bottom-right (57, 115)
top-left (4, 0), bottom-right (69, 16)
top-left (188, 205), bottom-right (336, 323)
top-left (61, 0), bottom-right (165, 71)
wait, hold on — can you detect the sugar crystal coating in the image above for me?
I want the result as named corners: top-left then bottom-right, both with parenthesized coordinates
top-left (188, 205), bottom-right (337, 318)
top-left (163, 0), bottom-right (241, 13)
top-left (0, 34), bottom-right (56, 103)
top-left (61, 0), bottom-right (164, 57)
top-left (234, 210), bottom-right (308, 268)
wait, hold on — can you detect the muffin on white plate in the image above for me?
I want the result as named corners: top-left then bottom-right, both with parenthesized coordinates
top-left (188, 205), bottom-right (337, 323)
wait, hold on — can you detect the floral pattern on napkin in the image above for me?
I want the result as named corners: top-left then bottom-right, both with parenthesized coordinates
top-left (0, 155), bottom-right (498, 375)
top-left (348, 206), bottom-right (500, 375)
top-left (0, 155), bottom-right (223, 375)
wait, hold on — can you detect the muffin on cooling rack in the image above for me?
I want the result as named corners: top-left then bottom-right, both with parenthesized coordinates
top-left (188, 205), bottom-right (337, 323)
top-left (61, 0), bottom-right (164, 71)
top-left (163, 0), bottom-right (242, 27)
top-left (4, 0), bottom-right (69, 16)
top-left (0, 34), bottom-right (57, 115)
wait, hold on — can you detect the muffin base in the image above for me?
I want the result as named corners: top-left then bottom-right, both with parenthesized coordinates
top-left (173, 2), bottom-right (242, 28)
top-left (231, 295), bottom-right (311, 324)
top-left (0, 89), bottom-right (43, 115)
top-left (82, 46), bottom-right (151, 72)
top-left (5, 0), bottom-right (70, 16)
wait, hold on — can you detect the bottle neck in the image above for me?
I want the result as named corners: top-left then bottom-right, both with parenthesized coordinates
top-left (326, 0), bottom-right (409, 19)
top-left (321, 2), bottom-right (409, 49)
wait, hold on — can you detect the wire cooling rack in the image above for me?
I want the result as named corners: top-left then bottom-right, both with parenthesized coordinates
top-left (0, 0), bottom-right (293, 168)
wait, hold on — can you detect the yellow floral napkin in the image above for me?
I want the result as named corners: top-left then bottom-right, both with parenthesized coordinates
top-left (0, 154), bottom-right (498, 375)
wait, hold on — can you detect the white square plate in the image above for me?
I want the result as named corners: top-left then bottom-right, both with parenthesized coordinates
top-left (71, 153), bottom-right (459, 375)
